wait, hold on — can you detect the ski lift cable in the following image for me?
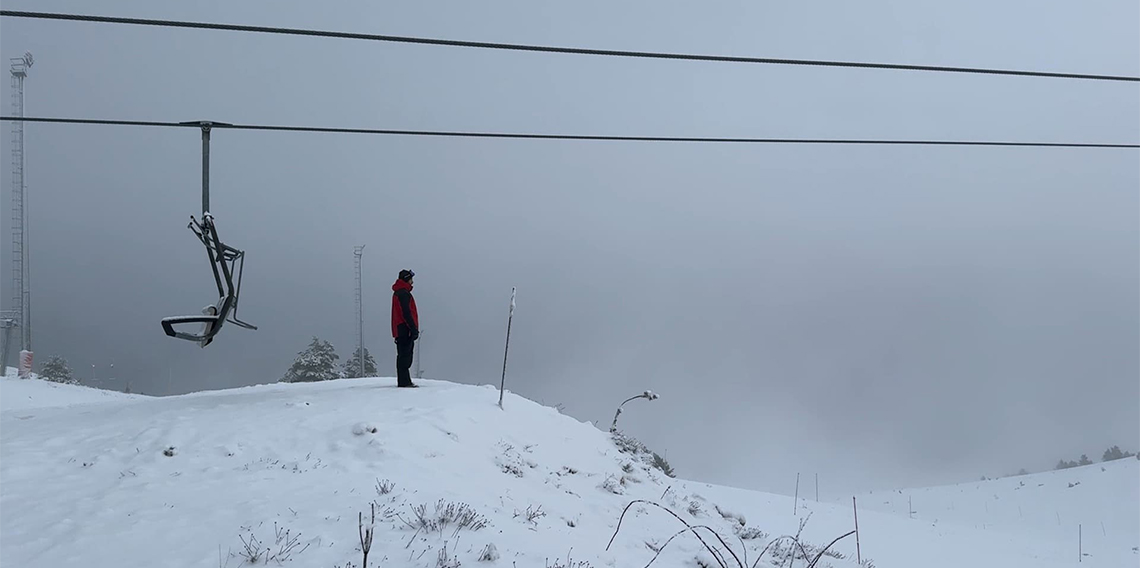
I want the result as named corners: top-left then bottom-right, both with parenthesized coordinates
top-left (1, 116), bottom-right (1137, 149)
top-left (1, 10), bottom-right (1138, 83)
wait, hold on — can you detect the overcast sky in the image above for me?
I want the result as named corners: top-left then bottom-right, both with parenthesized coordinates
top-left (2, 0), bottom-right (1137, 497)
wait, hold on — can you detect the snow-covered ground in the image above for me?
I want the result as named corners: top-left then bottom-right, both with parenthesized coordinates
top-left (1, 371), bottom-right (147, 411)
top-left (845, 457), bottom-right (1139, 564)
top-left (1, 375), bottom-right (1136, 567)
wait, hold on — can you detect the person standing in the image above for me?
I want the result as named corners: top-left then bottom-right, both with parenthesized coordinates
top-left (391, 269), bottom-right (419, 388)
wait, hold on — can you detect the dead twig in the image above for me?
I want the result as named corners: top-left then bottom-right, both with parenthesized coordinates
top-left (359, 503), bottom-right (375, 568)
top-left (639, 524), bottom-right (742, 568)
top-left (607, 500), bottom-right (742, 568)
top-left (805, 530), bottom-right (856, 568)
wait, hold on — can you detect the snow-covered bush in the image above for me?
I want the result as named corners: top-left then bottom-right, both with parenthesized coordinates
top-left (514, 504), bottom-right (546, 525)
top-left (281, 337), bottom-right (341, 382)
top-left (437, 546), bottom-right (461, 568)
top-left (342, 346), bottom-right (378, 378)
top-left (399, 499), bottom-right (489, 538)
top-left (495, 440), bottom-right (533, 478)
top-left (600, 474), bottom-right (624, 495)
top-left (715, 504), bottom-right (746, 526)
top-left (609, 500), bottom-right (857, 568)
top-left (545, 550), bottom-right (593, 568)
top-left (610, 431), bottom-right (675, 478)
top-left (375, 478), bottom-right (396, 496)
top-left (232, 521), bottom-right (310, 565)
top-left (733, 524), bottom-right (767, 540)
top-left (39, 355), bottom-right (76, 384)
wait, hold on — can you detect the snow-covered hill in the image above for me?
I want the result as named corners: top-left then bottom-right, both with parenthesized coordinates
top-left (847, 457), bottom-right (1139, 564)
top-left (1, 375), bottom-right (1135, 568)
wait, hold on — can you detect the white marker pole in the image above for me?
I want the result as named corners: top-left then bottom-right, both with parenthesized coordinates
top-left (498, 287), bottom-right (515, 409)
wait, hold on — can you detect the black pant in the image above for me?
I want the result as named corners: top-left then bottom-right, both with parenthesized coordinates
top-left (395, 336), bottom-right (415, 386)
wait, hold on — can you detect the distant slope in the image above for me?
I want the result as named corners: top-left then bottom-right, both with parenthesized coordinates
top-left (847, 456), bottom-right (1139, 564)
top-left (1, 376), bottom-right (1132, 567)
top-left (1, 371), bottom-right (147, 411)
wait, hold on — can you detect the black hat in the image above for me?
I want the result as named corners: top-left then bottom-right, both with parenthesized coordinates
top-left (399, 269), bottom-right (415, 282)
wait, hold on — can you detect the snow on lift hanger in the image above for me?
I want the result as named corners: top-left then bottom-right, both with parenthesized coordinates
top-left (160, 121), bottom-right (257, 347)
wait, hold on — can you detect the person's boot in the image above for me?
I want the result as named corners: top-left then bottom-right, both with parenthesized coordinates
top-left (397, 368), bottom-right (416, 387)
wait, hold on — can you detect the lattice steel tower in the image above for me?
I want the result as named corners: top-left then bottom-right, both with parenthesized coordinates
top-left (8, 52), bottom-right (33, 364)
top-left (353, 245), bottom-right (365, 377)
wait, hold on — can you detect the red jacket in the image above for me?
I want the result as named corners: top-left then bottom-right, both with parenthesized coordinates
top-left (391, 278), bottom-right (419, 338)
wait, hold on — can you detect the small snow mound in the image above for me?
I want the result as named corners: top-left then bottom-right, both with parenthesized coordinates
top-left (352, 422), bottom-right (378, 435)
top-left (477, 543), bottom-right (500, 562)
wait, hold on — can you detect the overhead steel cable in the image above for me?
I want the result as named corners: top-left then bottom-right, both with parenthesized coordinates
top-left (2, 115), bottom-right (1137, 148)
top-left (2, 10), bottom-right (1138, 83)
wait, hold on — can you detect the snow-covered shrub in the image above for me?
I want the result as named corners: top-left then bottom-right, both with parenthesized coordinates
top-left (610, 431), bottom-right (675, 478)
top-left (437, 546), bottom-right (461, 568)
top-left (39, 355), bottom-right (77, 384)
top-left (651, 451), bottom-right (676, 477)
top-left (686, 500), bottom-right (704, 517)
top-left (399, 499), bottom-right (489, 538)
top-left (733, 524), bottom-right (767, 541)
top-left (715, 504), bottom-right (746, 526)
top-left (600, 474), bottom-right (624, 495)
top-left (514, 504), bottom-right (546, 525)
top-left (280, 337), bottom-right (341, 382)
top-left (232, 521), bottom-right (310, 565)
top-left (545, 550), bottom-right (593, 568)
top-left (495, 440), bottom-right (532, 477)
top-left (341, 346), bottom-right (378, 378)
top-left (610, 500), bottom-right (856, 568)
top-left (693, 554), bottom-right (718, 568)
top-left (375, 478), bottom-right (395, 496)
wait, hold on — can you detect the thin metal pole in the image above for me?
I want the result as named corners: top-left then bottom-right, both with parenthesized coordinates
top-left (794, 473), bottom-right (800, 515)
top-left (1079, 523), bottom-right (1082, 562)
top-left (354, 245), bottom-right (365, 377)
top-left (853, 497), bottom-right (861, 563)
top-left (414, 330), bottom-right (422, 378)
top-left (498, 287), bottom-right (515, 409)
top-left (0, 319), bottom-right (12, 374)
top-left (201, 124), bottom-right (210, 215)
